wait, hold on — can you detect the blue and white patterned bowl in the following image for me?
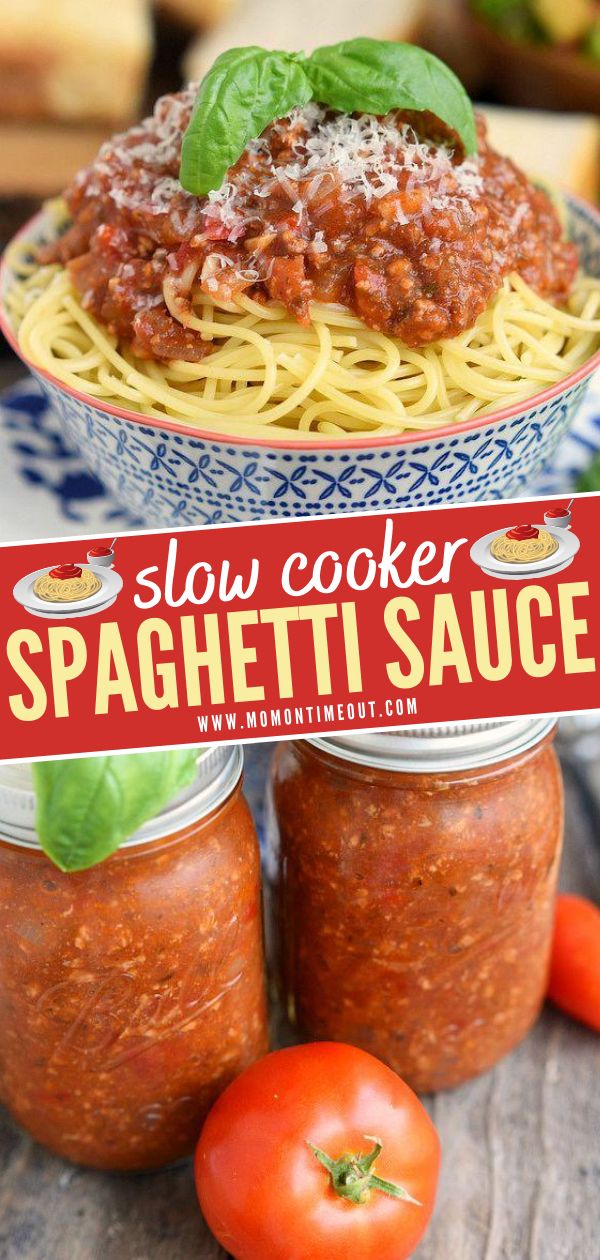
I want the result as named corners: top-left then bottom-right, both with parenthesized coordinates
top-left (2, 196), bottom-right (599, 527)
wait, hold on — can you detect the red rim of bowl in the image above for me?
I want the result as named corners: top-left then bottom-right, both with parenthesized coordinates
top-left (1, 197), bottom-right (599, 451)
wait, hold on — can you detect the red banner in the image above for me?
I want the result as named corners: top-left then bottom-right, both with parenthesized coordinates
top-left (1, 492), bottom-right (599, 761)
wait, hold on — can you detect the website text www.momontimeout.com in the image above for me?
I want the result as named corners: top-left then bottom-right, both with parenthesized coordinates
top-left (197, 696), bottom-right (418, 734)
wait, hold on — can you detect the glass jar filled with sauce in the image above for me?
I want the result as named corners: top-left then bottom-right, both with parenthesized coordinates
top-left (269, 720), bottom-right (563, 1093)
top-left (0, 747), bottom-right (268, 1171)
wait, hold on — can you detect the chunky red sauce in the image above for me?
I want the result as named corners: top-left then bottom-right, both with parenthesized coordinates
top-left (88, 545), bottom-right (112, 557)
top-left (0, 784), bottom-right (268, 1171)
top-left (43, 88), bottom-right (578, 361)
top-left (270, 735), bottom-right (563, 1092)
top-left (545, 507), bottom-right (570, 518)
top-left (49, 563), bottom-right (82, 580)
top-left (507, 525), bottom-right (539, 540)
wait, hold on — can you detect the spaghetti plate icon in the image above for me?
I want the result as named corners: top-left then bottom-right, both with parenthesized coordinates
top-left (13, 541), bottom-right (123, 619)
top-left (470, 510), bottom-right (580, 582)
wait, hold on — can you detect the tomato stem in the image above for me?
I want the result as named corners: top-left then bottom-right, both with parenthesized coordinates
top-left (308, 1137), bottom-right (422, 1207)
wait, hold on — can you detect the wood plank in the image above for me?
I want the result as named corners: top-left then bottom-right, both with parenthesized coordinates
top-left (0, 1119), bottom-right (218, 1259)
top-left (418, 747), bottom-right (600, 1260)
top-left (1, 740), bottom-right (599, 1259)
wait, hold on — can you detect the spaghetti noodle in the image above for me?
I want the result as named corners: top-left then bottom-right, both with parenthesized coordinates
top-left (6, 243), bottom-right (600, 440)
top-left (490, 529), bottom-right (559, 564)
top-left (33, 567), bottom-right (102, 602)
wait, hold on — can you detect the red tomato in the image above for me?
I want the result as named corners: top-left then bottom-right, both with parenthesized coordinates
top-left (548, 894), bottom-right (600, 1033)
top-left (195, 1042), bottom-right (440, 1260)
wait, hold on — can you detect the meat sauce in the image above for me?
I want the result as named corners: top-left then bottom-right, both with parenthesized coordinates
top-left (269, 724), bottom-right (563, 1093)
top-left (43, 88), bottom-right (577, 362)
top-left (0, 755), bottom-right (268, 1171)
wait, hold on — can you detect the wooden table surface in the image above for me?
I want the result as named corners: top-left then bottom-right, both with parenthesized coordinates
top-left (1, 738), bottom-right (599, 1260)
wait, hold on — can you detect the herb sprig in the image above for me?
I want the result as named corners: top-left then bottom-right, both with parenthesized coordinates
top-left (180, 38), bottom-right (477, 196)
top-left (33, 748), bottom-right (201, 871)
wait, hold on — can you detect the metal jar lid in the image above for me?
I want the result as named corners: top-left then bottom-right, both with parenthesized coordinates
top-left (0, 745), bottom-right (243, 853)
top-left (307, 717), bottom-right (556, 773)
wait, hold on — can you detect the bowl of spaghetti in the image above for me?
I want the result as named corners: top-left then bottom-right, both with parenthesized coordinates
top-left (2, 42), bottom-right (600, 526)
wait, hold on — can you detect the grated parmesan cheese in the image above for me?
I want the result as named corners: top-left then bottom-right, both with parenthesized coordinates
top-left (205, 103), bottom-right (485, 243)
top-left (53, 83), bottom-right (576, 357)
top-left (82, 86), bottom-right (485, 257)
top-left (71, 86), bottom-right (498, 316)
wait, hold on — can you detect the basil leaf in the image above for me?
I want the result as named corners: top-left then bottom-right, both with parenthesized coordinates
top-left (180, 46), bottom-right (312, 195)
top-left (306, 39), bottom-right (477, 156)
top-left (179, 39), bottom-right (478, 194)
top-left (33, 749), bottom-right (201, 872)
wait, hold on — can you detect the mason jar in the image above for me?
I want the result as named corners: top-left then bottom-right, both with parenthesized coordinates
top-left (268, 720), bottom-right (563, 1092)
top-left (0, 747), bottom-right (268, 1170)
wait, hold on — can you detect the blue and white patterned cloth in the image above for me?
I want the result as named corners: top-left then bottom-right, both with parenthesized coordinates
top-left (0, 379), bottom-right (141, 540)
top-left (0, 374), bottom-right (599, 541)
